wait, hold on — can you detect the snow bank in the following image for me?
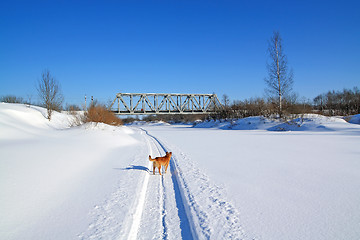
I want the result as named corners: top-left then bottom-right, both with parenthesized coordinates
top-left (194, 114), bottom-right (359, 132)
top-left (0, 103), bottom-right (142, 240)
top-left (346, 114), bottom-right (360, 124)
top-left (268, 114), bottom-right (350, 131)
top-left (0, 103), bottom-right (75, 139)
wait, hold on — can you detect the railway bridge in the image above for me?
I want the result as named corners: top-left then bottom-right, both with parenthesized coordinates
top-left (109, 93), bottom-right (223, 115)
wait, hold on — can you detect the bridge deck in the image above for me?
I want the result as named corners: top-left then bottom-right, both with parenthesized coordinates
top-left (109, 93), bottom-right (223, 115)
top-left (111, 110), bottom-right (218, 115)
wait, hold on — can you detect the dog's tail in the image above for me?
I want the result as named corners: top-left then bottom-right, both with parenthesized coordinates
top-left (149, 155), bottom-right (155, 161)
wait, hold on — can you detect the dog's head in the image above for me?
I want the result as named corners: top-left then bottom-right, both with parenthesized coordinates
top-left (166, 152), bottom-right (172, 157)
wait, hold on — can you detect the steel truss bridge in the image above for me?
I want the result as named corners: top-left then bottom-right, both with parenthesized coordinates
top-left (109, 93), bottom-right (224, 115)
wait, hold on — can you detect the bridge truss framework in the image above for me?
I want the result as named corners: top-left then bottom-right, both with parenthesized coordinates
top-left (110, 93), bottom-right (224, 115)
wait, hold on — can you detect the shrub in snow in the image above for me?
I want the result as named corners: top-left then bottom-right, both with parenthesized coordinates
top-left (84, 105), bottom-right (123, 126)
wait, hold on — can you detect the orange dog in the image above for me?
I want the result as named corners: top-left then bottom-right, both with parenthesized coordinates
top-left (149, 152), bottom-right (172, 175)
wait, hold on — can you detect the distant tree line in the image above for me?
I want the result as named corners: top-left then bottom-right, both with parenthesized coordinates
top-left (0, 95), bottom-right (27, 104)
top-left (213, 87), bottom-right (359, 121)
top-left (214, 96), bottom-right (309, 120)
top-left (0, 94), bottom-right (82, 112)
top-left (313, 87), bottom-right (360, 116)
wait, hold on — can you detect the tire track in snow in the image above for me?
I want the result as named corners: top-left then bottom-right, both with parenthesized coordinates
top-left (78, 128), bottom-right (195, 239)
top-left (140, 128), bottom-right (196, 239)
top-left (141, 128), bottom-right (253, 240)
top-left (126, 128), bottom-right (175, 240)
top-left (125, 130), bottom-right (153, 240)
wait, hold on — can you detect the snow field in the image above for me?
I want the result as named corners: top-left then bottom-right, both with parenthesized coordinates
top-left (2, 103), bottom-right (360, 239)
top-left (144, 124), bottom-right (360, 239)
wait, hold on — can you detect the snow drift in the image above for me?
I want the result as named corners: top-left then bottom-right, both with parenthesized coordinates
top-left (194, 114), bottom-right (360, 132)
top-left (0, 103), bottom-right (141, 239)
top-left (346, 114), bottom-right (360, 124)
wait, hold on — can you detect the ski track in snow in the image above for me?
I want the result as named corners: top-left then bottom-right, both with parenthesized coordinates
top-left (78, 128), bottom-right (192, 239)
top-left (137, 128), bottom-right (193, 240)
top-left (79, 127), bottom-right (251, 240)
top-left (139, 128), bottom-right (252, 240)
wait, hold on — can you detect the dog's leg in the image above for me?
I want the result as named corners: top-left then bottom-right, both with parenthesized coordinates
top-left (153, 165), bottom-right (155, 175)
top-left (165, 163), bottom-right (169, 174)
top-left (158, 166), bottom-right (162, 175)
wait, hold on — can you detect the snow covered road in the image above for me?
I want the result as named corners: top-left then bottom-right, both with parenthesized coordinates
top-left (134, 127), bottom-right (250, 240)
top-left (77, 127), bottom-right (194, 240)
top-left (132, 128), bottom-right (193, 240)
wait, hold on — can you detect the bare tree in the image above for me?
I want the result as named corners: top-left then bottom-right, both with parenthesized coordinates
top-left (222, 94), bottom-right (230, 108)
top-left (265, 31), bottom-right (294, 117)
top-left (36, 70), bottom-right (64, 120)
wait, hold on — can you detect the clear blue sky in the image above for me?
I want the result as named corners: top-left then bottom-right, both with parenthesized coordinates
top-left (1, 0), bottom-right (359, 106)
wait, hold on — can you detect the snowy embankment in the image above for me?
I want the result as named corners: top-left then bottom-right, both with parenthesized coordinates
top-left (0, 103), bottom-right (144, 239)
top-left (347, 114), bottom-right (360, 124)
top-left (2, 103), bottom-right (360, 239)
top-left (194, 114), bottom-right (360, 131)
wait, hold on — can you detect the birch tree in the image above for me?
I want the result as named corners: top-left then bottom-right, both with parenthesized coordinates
top-left (265, 31), bottom-right (293, 117)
